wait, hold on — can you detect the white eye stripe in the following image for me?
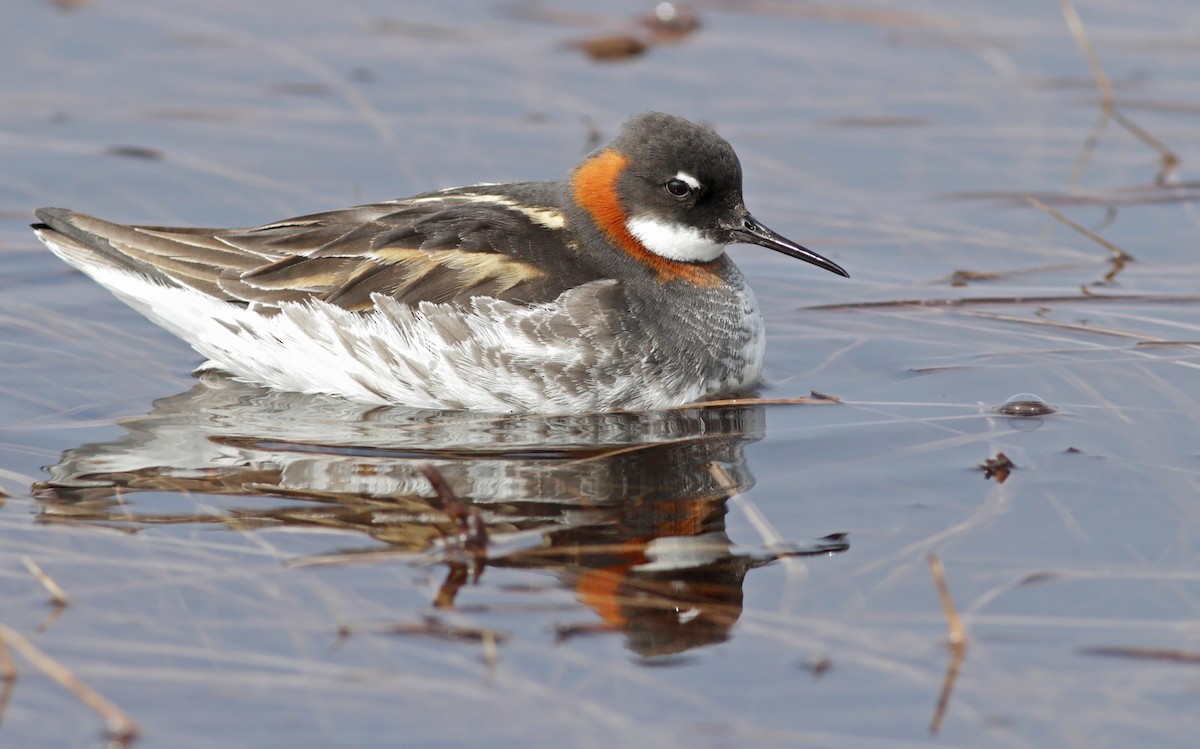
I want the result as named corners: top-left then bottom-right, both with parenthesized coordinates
top-left (673, 171), bottom-right (701, 191)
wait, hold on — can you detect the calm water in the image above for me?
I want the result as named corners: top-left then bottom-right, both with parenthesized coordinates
top-left (2, 1), bottom-right (1200, 747)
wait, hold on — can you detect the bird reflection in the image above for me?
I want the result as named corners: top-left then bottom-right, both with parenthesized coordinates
top-left (36, 374), bottom-right (846, 657)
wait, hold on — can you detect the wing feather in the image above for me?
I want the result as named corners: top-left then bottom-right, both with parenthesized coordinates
top-left (34, 190), bottom-right (597, 312)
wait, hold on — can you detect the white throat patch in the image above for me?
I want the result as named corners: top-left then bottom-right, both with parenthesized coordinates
top-left (626, 216), bottom-right (726, 263)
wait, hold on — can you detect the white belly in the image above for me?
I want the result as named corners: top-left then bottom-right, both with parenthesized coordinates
top-left (80, 264), bottom-right (766, 413)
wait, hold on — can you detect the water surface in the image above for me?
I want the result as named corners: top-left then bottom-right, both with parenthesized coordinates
top-left (2, 1), bottom-right (1199, 747)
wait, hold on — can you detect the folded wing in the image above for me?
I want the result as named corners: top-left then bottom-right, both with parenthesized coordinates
top-left (34, 193), bottom-right (590, 312)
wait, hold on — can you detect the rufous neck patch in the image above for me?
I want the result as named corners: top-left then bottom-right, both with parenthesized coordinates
top-left (571, 150), bottom-right (720, 287)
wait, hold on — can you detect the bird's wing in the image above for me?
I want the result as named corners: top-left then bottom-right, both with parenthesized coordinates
top-left (34, 191), bottom-right (592, 312)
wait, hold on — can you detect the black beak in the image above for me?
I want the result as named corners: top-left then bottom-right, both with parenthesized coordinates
top-left (731, 214), bottom-right (849, 278)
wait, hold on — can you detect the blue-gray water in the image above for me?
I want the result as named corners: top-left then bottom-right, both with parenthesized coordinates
top-left (2, 1), bottom-right (1199, 747)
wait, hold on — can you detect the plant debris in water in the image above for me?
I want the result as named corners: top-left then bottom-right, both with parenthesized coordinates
top-left (978, 452), bottom-right (1015, 483)
top-left (557, 2), bottom-right (701, 61)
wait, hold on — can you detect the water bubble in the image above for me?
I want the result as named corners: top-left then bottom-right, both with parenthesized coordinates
top-left (996, 393), bottom-right (1057, 417)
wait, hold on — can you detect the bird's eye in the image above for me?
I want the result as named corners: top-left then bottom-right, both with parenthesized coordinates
top-left (665, 179), bottom-right (691, 198)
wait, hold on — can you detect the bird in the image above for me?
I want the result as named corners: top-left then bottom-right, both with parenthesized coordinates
top-left (31, 112), bottom-right (848, 414)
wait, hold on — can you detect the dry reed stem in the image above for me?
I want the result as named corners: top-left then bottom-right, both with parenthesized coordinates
top-left (671, 394), bottom-right (841, 410)
top-left (1067, 111), bottom-right (1110, 192)
top-left (710, 462), bottom-right (785, 546)
top-left (0, 627), bottom-right (14, 683)
top-left (0, 640), bottom-right (12, 738)
top-left (1059, 0), bottom-right (1113, 103)
top-left (35, 599), bottom-right (68, 636)
top-left (927, 553), bottom-right (966, 734)
top-left (22, 557), bottom-right (70, 607)
top-left (930, 636), bottom-right (965, 734)
top-left (955, 308), bottom-right (1154, 340)
top-left (809, 293), bottom-right (1200, 311)
top-left (928, 553), bottom-right (964, 646)
top-left (1110, 109), bottom-right (1178, 181)
top-left (1024, 196), bottom-right (1132, 264)
top-left (0, 621), bottom-right (139, 744)
top-left (1059, 0), bottom-right (1179, 182)
top-left (482, 629), bottom-right (500, 670)
top-left (1079, 646), bottom-right (1200, 665)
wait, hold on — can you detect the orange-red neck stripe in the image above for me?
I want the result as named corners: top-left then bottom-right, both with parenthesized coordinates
top-left (571, 150), bottom-right (719, 287)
